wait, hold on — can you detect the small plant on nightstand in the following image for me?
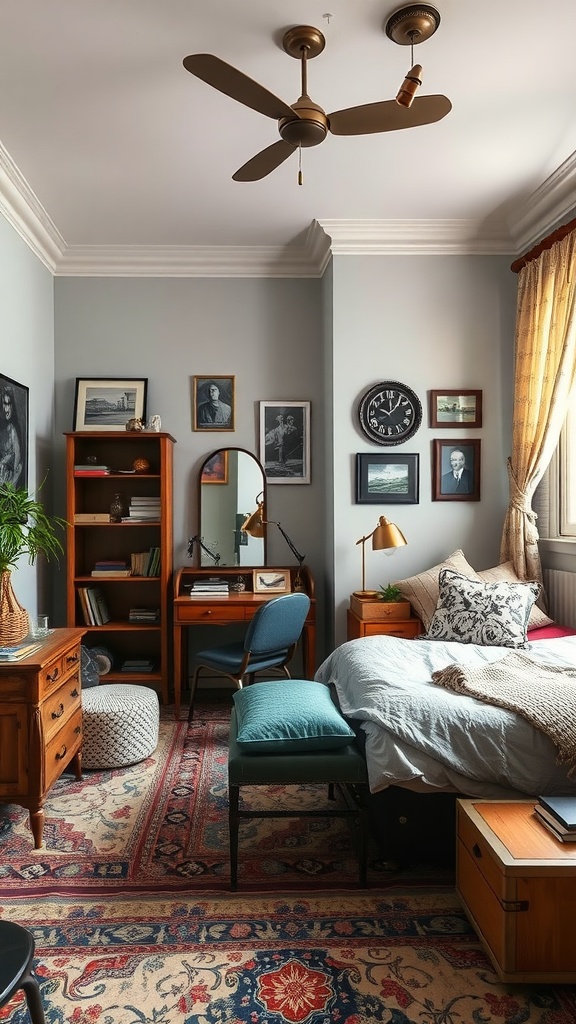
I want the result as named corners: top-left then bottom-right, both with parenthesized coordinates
top-left (378, 583), bottom-right (403, 602)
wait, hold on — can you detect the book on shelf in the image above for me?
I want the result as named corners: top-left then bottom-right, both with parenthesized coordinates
top-left (0, 640), bottom-right (43, 661)
top-left (534, 808), bottom-right (576, 843)
top-left (130, 547), bottom-right (160, 576)
top-left (91, 569), bottom-right (132, 577)
top-left (129, 607), bottom-right (160, 622)
top-left (74, 469), bottom-right (111, 476)
top-left (74, 512), bottom-right (112, 523)
top-left (121, 659), bottom-right (155, 673)
top-left (537, 796), bottom-right (576, 831)
top-left (74, 464), bottom-right (110, 471)
top-left (78, 586), bottom-right (110, 626)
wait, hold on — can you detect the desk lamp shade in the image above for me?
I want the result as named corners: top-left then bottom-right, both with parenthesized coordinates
top-left (354, 516), bottom-right (407, 599)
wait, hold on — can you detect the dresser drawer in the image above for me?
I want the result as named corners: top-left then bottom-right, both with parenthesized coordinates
top-left (457, 837), bottom-right (507, 968)
top-left (45, 709), bottom-right (82, 790)
top-left (39, 642), bottom-right (82, 697)
top-left (41, 674), bottom-right (81, 741)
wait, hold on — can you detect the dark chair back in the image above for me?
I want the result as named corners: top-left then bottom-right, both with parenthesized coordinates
top-left (243, 592), bottom-right (310, 655)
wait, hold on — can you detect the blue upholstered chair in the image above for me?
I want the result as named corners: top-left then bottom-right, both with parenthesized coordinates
top-left (187, 591), bottom-right (311, 721)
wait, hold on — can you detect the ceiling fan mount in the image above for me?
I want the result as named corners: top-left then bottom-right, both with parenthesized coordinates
top-left (183, 9), bottom-right (451, 182)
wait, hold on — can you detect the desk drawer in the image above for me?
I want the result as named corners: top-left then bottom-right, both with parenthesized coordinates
top-left (45, 710), bottom-right (82, 790)
top-left (177, 604), bottom-right (246, 623)
top-left (41, 675), bottom-right (81, 741)
top-left (39, 642), bottom-right (82, 697)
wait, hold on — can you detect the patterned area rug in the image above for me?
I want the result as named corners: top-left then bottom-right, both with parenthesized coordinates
top-left (1, 707), bottom-right (575, 1023)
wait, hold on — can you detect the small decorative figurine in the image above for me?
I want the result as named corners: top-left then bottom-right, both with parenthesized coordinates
top-left (126, 417), bottom-right (144, 432)
top-left (110, 492), bottom-right (128, 522)
top-left (148, 414), bottom-right (161, 432)
top-left (133, 458), bottom-right (150, 474)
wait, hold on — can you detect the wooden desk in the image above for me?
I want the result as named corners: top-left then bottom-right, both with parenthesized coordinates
top-left (173, 566), bottom-right (316, 720)
top-left (0, 627), bottom-right (85, 848)
top-left (347, 608), bottom-right (421, 640)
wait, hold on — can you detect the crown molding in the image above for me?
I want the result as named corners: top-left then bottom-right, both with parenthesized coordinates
top-left (1, 138), bottom-right (575, 275)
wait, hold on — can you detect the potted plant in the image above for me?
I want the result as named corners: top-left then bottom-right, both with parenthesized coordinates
top-left (376, 582), bottom-right (411, 620)
top-left (0, 480), bottom-right (66, 646)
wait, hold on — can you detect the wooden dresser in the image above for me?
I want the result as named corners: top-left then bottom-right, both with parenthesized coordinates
top-left (0, 627), bottom-right (85, 848)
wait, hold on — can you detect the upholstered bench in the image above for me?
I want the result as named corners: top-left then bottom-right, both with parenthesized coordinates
top-left (227, 679), bottom-right (369, 889)
top-left (82, 684), bottom-right (160, 770)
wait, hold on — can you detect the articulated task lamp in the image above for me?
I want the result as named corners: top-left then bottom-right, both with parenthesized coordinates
top-left (241, 493), bottom-right (306, 588)
top-left (354, 516), bottom-right (407, 599)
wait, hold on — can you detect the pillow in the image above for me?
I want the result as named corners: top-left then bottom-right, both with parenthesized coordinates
top-left (393, 550), bottom-right (480, 630)
top-left (233, 679), bottom-right (355, 753)
top-left (425, 568), bottom-right (541, 648)
top-left (477, 561), bottom-right (553, 630)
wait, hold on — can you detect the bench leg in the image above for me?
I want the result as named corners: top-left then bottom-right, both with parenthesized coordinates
top-left (228, 784), bottom-right (240, 891)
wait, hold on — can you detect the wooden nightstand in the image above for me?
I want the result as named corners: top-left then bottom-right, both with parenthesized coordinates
top-left (346, 608), bottom-right (421, 640)
top-left (457, 799), bottom-right (576, 983)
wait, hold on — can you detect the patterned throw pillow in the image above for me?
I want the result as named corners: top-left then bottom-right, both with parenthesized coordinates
top-left (476, 562), bottom-right (553, 630)
top-left (425, 568), bottom-right (541, 648)
top-left (393, 550), bottom-right (480, 630)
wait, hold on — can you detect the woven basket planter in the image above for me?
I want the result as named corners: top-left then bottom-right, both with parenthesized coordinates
top-left (0, 570), bottom-right (29, 646)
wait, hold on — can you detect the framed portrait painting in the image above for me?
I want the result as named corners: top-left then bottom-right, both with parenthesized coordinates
top-left (73, 377), bottom-right (148, 432)
top-left (356, 453), bottom-right (419, 504)
top-left (259, 401), bottom-right (311, 484)
top-left (432, 439), bottom-right (481, 501)
top-left (193, 376), bottom-right (235, 431)
top-left (0, 373), bottom-right (28, 489)
top-left (200, 450), bottom-right (228, 484)
top-left (430, 390), bottom-right (482, 428)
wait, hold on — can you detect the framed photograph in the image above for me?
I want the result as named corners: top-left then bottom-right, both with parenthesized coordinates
top-left (433, 439), bottom-right (481, 501)
top-left (200, 450), bottom-right (228, 484)
top-left (259, 401), bottom-right (311, 484)
top-left (356, 452), bottom-right (419, 504)
top-left (193, 376), bottom-right (235, 431)
top-left (430, 390), bottom-right (482, 428)
top-left (73, 377), bottom-right (148, 432)
top-left (253, 569), bottom-right (292, 594)
top-left (0, 373), bottom-right (29, 489)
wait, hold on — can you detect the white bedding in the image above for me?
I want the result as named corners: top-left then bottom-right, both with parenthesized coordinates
top-left (314, 634), bottom-right (576, 798)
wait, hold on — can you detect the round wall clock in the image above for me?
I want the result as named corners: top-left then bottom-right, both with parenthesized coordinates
top-left (358, 381), bottom-right (422, 446)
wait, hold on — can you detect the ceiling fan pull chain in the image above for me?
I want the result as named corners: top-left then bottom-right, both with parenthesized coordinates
top-left (298, 146), bottom-right (303, 186)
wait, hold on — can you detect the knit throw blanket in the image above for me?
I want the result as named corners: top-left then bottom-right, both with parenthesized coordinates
top-left (432, 652), bottom-right (576, 778)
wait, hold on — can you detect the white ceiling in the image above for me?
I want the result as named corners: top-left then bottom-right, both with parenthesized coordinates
top-left (1, 0), bottom-right (576, 273)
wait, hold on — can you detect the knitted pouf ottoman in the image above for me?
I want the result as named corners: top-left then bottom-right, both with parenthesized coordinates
top-left (81, 684), bottom-right (160, 770)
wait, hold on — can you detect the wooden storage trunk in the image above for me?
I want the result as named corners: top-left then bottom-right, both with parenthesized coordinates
top-left (349, 596), bottom-right (411, 621)
top-left (457, 799), bottom-right (576, 983)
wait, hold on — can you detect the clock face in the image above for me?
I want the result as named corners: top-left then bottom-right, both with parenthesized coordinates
top-left (358, 381), bottom-right (422, 446)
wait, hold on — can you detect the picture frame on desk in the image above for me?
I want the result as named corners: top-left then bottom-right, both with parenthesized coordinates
top-left (253, 569), bottom-right (292, 594)
top-left (73, 378), bottom-right (148, 432)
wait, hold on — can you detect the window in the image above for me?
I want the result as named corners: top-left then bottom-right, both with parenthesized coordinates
top-left (559, 399), bottom-right (576, 537)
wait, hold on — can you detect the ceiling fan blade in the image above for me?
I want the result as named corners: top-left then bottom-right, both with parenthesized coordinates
top-left (232, 140), bottom-right (296, 182)
top-left (328, 95), bottom-right (452, 136)
top-left (183, 54), bottom-right (296, 121)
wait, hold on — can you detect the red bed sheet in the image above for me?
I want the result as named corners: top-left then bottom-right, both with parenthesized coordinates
top-left (527, 624), bottom-right (576, 641)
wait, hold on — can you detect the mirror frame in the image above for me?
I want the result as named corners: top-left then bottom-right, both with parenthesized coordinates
top-left (196, 446), bottom-right (267, 568)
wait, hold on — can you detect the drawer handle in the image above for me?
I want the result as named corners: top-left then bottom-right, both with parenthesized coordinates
top-left (55, 745), bottom-right (67, 761)
top-left (66, 653), bottom-right (79, 664)
top-left (472, 843), bottom-right (482, 859)
top-left (71, 687), bottom-right (79, 698)
top-left (74, 725), bottom-right (81, 735)
top-left (47, 667), bottom-right (60, 683)
top-left (205, 610), bottom-right (212, 616)
top-left (51, 703), bottom-right (65, 720)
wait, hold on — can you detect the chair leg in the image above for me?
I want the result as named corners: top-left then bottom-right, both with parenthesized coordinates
top-left (229, 784), bottom-right (240, 891)
top-left (187, 667), bottom-right (202, 722)
top-left (21, 972), bottom-right (46, 1024)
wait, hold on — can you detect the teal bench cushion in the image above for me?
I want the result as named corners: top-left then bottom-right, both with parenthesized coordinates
top-left (233, 679), bottom-right (355, 753)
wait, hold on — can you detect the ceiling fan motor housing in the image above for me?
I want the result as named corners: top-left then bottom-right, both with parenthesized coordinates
top-left (279, 100), bottom-right (328, 147)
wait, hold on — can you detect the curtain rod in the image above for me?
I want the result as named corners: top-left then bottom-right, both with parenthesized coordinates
top-left (511, 214), bottom-right (576, 273)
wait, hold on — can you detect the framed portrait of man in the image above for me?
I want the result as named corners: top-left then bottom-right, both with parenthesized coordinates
top-left (0, 373), bottom-right (28, 489)
top-left (259, 401), bottom-right (311, 484)
top-left (193, 376), bottom-right (235, 431)
top-left (433, 439), bottom-right (481, 501)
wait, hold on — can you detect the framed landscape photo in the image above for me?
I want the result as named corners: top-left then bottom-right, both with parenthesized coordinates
top-left (73, 377), bottom-right (148, 432)
top-left (356, 452), bottom-right (419, 504)
top-left (0, 373), bottom-right (28, 489)
top-left (193, 376), bottom-right (235, 431)
top-left (260, 401), bottom-right (311, 484)
top-left (253, 569), bottom-right (292, 594)
top-left (430, 390), bottom-right (482, 428)
top-left (433, 439), bottom-right (481, 501)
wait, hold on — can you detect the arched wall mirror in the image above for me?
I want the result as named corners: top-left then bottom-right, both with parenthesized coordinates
top-left (197, 448), bottom-right (266, 567)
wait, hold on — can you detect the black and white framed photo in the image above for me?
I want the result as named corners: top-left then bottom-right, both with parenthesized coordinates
top-left (259, 401), bottom-right (311, 484)
top-left (430, 390), bottom-right (482, 428)
top-left (432, 439), bottom-right (481, 501)
top-left (73, 378), bottom-right (148, 432)
top-left (193, 375), bottom-right (235, 431)
top-left (356, 452), bottom-right (419, 504)
top-left (0, 373), bottom-right (28, 489)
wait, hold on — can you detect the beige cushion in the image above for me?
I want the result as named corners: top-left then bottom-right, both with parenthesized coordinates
top-left (393, 550), bottom-right (480, 630)
top-left (477, 561), bottom-right (553, 630)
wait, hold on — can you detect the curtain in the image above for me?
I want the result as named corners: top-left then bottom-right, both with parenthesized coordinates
top-left (500, 230), bottom-right (576, 580)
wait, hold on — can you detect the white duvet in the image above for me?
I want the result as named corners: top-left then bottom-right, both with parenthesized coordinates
top-left (314, 634), bottom-right (576, 798)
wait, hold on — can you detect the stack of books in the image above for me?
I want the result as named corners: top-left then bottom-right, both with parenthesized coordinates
top-left (129, 607), bottom-right (160, 623)
top-left (121, 658), bottom-right (155, 673)
top-left (125, 496), bottom-right (161, 521)
top-left (0, 640), bottom-right (43, 661)
top-left (130, 547), bottom-right (160, 576)
top-left (534, 796), bottom-right (576, 843)
top-left (189, 577), bottom-right (230, 597)
top-left (74, 464), bottom-right (111, 476)
top-left (91, 559), bottom-right (131, 577)
top-left (78, 586), bottom-right (111, 626)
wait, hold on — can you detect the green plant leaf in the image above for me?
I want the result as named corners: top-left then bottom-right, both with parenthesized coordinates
top-left (0, 480), bottom-right (67, 573)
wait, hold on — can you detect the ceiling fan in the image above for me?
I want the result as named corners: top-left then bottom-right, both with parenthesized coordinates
top-left (182, 4), bottom-right (451, 183)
